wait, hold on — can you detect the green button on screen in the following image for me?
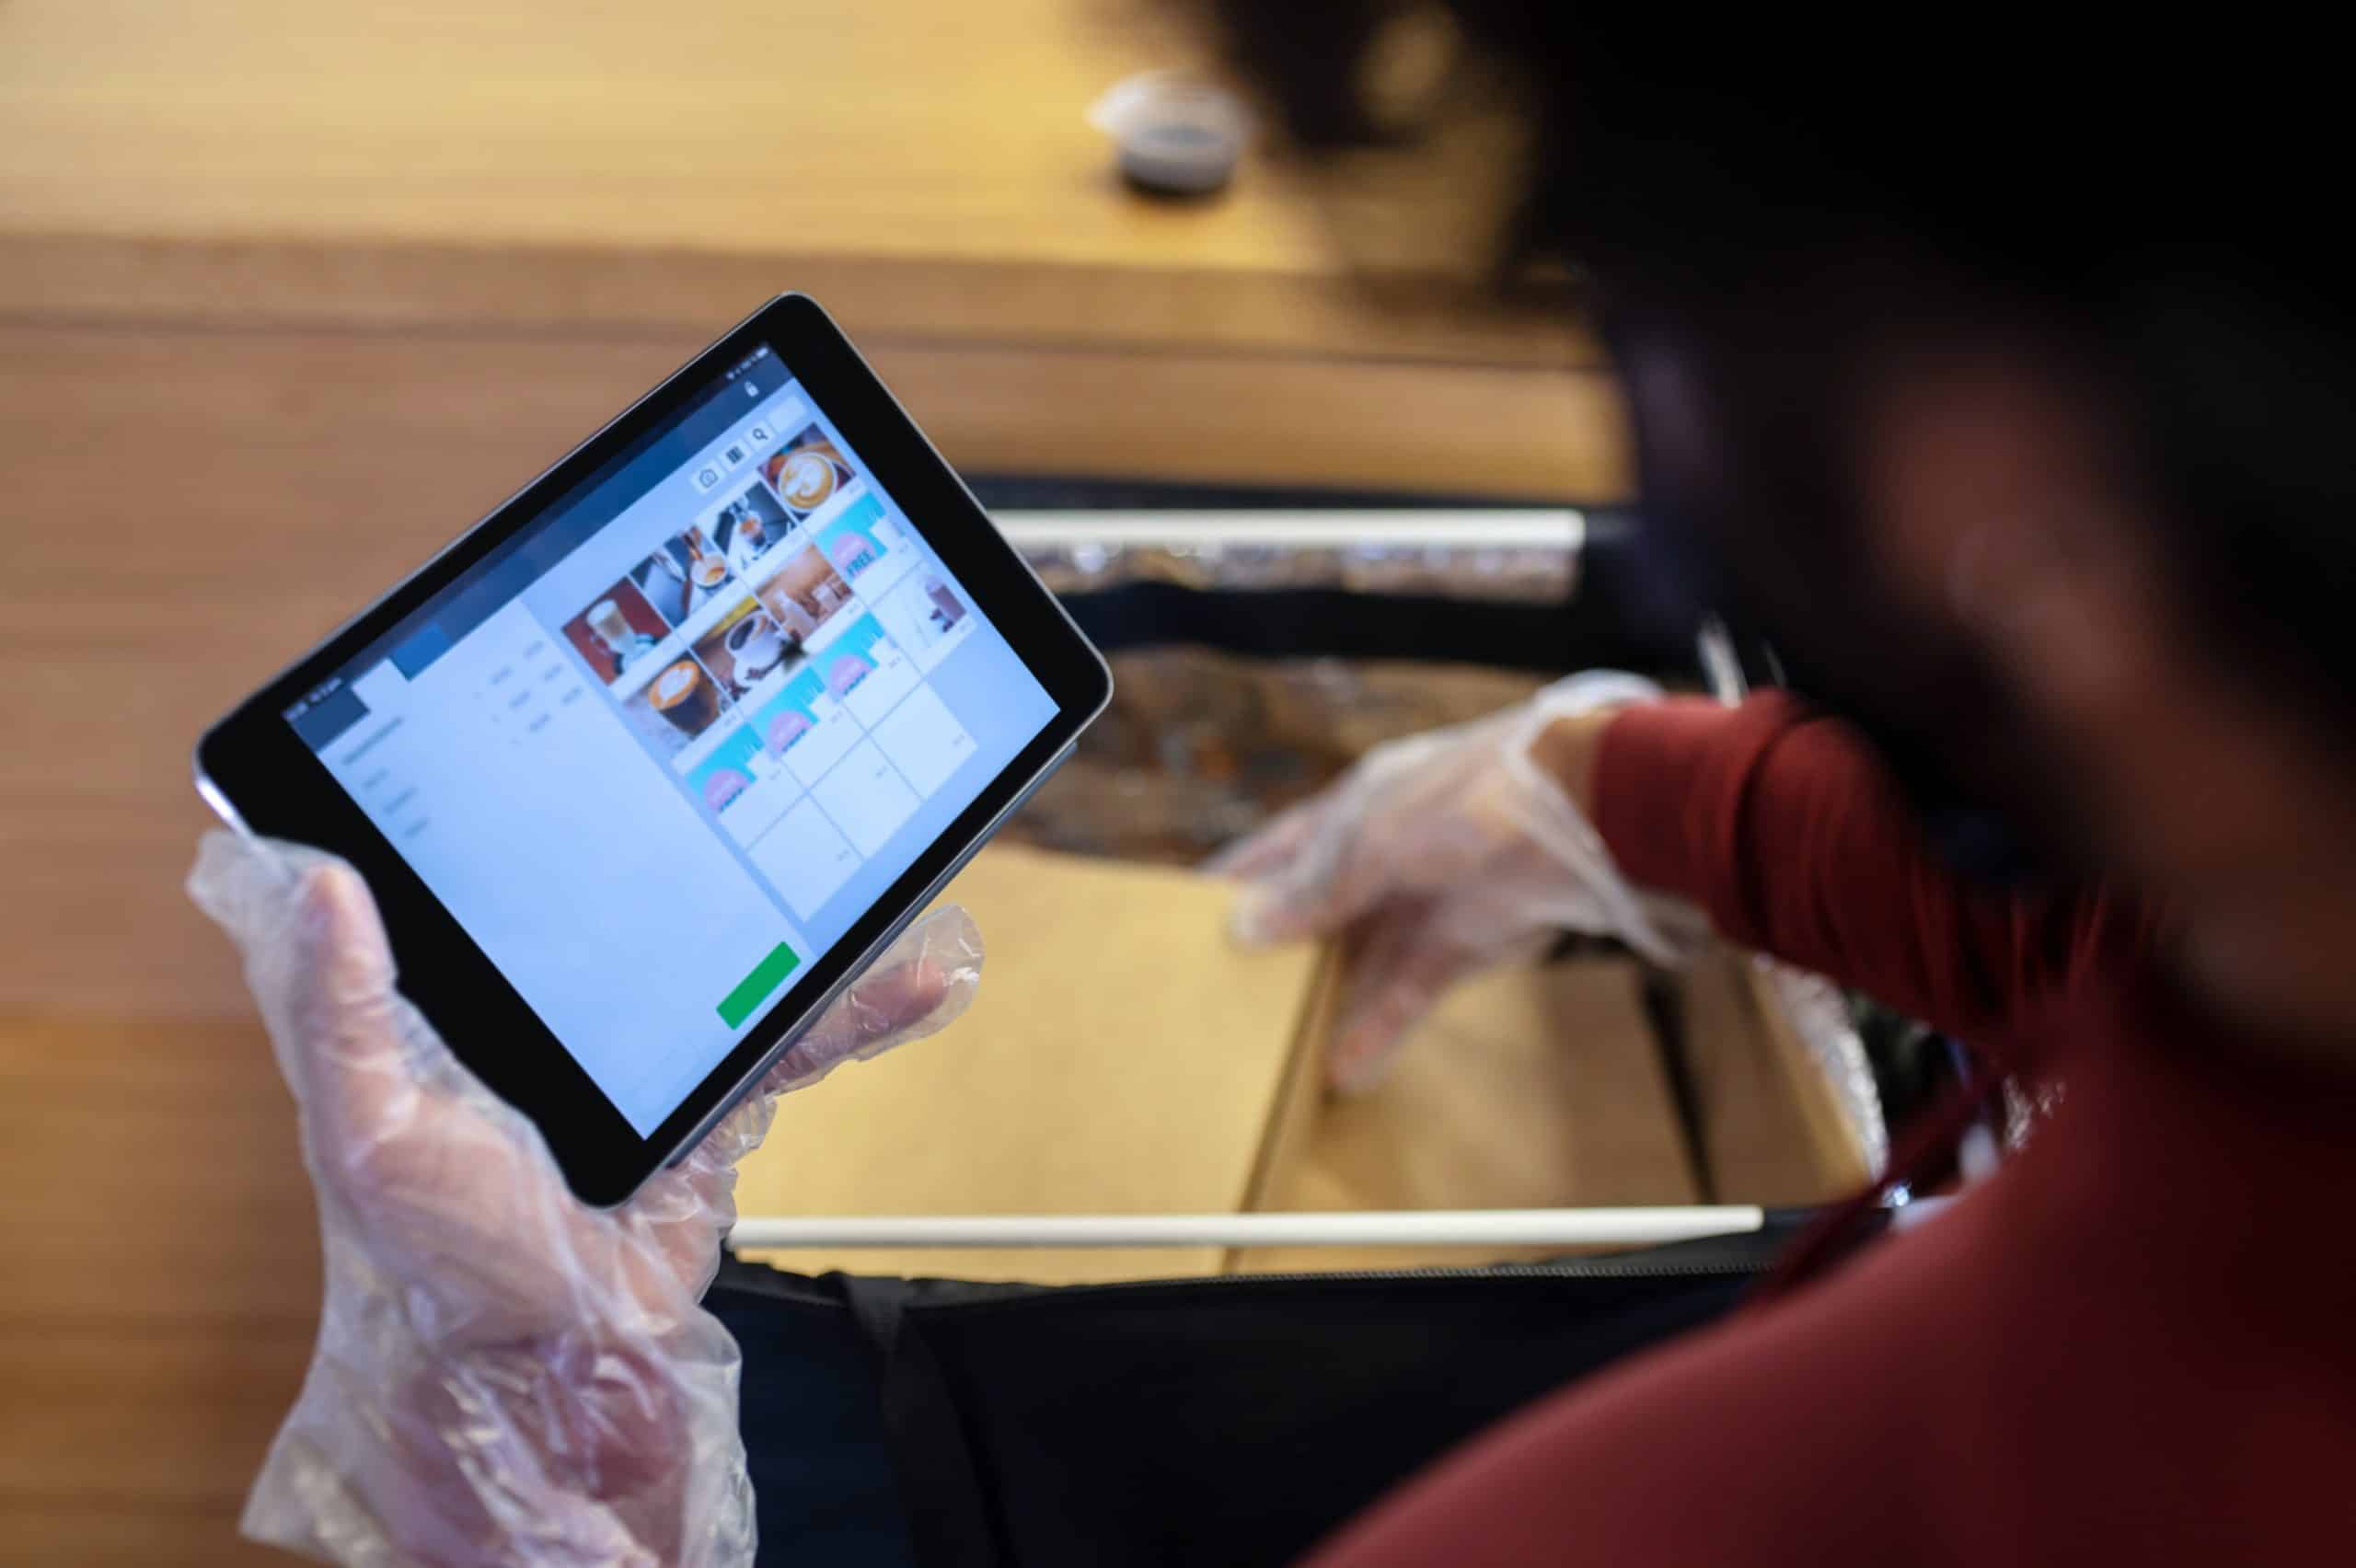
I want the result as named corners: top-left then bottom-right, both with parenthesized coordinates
top-left (717, 941), bottom-right (802, 1028)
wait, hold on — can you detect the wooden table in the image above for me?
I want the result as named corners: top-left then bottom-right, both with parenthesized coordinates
top-left (0, 4), bottom-right (1635, 1560)
top-left (0, 0), bottom-right (1620, 372)
top-left (0, 0), bottom-right (1628, 501)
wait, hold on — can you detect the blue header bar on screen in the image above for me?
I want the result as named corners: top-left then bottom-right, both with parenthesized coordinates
top-left (339, 356), bottom-right (792, 683)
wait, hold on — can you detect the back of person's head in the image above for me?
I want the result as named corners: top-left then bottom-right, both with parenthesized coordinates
top-left (1192, 2), bottom-right (2356, 1045)
top-left (1203, 1), bottom-right (2353, 728)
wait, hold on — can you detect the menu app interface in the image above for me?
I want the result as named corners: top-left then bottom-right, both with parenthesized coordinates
top-left (283, 347), bottom-right (1057, 1133)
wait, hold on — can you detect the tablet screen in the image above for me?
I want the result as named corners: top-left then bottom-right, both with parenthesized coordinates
top-left (279, 345), bottom-right (1057, 1135)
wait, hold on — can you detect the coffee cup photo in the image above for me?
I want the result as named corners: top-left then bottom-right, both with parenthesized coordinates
top-left (628, 548), bottom-right (693, 627)
top-left (725, 609), bottom-right (790, 676)
top-left (685, 525), bottom-right (731, 590)
top-left (758, 423), bottom-right (856, 519)
top-left (648, 660), bottom-right (719, 732)
top-left (559, 578), bottom-right (672, 685)
top-left (615, 651), bottom-right (732, 757)
top-left (707, 484), bottom-right (792, 577)
top-left (634, 526), bottom-right (737, 622)
top-left (692, 595), bottom-right (803, 702)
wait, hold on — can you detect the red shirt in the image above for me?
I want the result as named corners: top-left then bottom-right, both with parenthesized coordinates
top-left (1310, 694), bottom-right (2356, 1564)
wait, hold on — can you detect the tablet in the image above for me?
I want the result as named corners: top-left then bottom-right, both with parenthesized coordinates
top-left (196, 296), bottom-right (1112, 1205)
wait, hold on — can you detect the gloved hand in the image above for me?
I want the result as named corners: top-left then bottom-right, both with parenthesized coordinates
top-left (189, 830), bottom-right (983, 1567)
top-left (1211, 673), bottom-right (1702, 1093)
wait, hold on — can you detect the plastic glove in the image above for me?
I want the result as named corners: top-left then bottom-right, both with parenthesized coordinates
top-left (1210, 672), bottom-right (1703, 1093)
top-left (188, 830), bottom-right (983, 1567)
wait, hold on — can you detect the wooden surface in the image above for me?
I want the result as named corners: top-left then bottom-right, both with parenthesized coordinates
top-left (737, 844), bottom-right (1324, 1284)
top-left (0, 1013), bottom-right (314, 1564)
top-left (0, 1), bottom-right (1600, 368)
top-left (1230, 947), bottom-right (1343, 1238)
top-left (1679, 946), bottom-right (1873, 1205)
top-left (1231, 957), bottom-right (1706, 1274)
top-left (0, 2), bottom-right (1320, 270)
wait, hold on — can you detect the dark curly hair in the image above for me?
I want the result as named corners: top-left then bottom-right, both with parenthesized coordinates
top-left (1193, 0), bottom-right (2356, 776)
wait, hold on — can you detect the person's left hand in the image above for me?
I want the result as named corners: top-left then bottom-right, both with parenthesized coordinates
top-left (190, 830), bottom-right (983, 1567)
top-left (1211, 673), bottom-right (1698, 1092)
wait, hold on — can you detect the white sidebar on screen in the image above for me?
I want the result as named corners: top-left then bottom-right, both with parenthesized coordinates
top-left (314, 599), bottom-right (804, 1133)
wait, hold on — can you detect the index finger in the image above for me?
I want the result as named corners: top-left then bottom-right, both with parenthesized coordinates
top-left (1202, 793), bottom-right (1330, 883)
top-left (772, 902), bottom-right (985, 1085)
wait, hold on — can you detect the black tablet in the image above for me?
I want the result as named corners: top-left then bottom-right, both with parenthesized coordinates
top-left (197, 295), bottom-right (1112, 1205)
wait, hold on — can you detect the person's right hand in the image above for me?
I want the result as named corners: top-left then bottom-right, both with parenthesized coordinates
top-left (1211, 673), bottom-right (1700, 1092)
top-left (190, 830), bottom-right (983, 1567)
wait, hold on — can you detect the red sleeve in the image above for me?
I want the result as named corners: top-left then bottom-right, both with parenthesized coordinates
top-left (1591, 693), bottom-right (2156, 1046)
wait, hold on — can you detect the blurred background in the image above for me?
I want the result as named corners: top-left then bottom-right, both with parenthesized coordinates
top-left (0, 5), bottom-right (1894, 1560)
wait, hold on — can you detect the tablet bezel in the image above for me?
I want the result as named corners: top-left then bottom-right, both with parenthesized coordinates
top-left (196, 294), bottom-right (1111, 1205)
